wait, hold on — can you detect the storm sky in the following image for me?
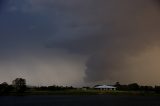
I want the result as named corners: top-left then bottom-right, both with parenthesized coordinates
top-left (0, 0), bottom-right (160, 86)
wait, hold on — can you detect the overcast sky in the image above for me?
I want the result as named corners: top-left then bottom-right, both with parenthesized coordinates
top-left (0, 0), bottom-right (160, 86)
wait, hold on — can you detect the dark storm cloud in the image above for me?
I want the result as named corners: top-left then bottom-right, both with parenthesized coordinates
top-left (0, 0), bottom-right (5, 6)
top-left (46, 0), bottom-right (160, 82)
top-left (0, 0), bottom-right (86, 86)
top-left (0, 0), bottom-right (6, 12)
top-left (0, 0), bottom-right (56, 49)
top-left (0, 0), bottom-right (160, 85)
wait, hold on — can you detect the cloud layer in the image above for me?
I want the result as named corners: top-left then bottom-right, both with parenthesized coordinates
top-left (0, 0), bottom-right (160, 86)
top-left (44, 0), bottom-right (160, 83)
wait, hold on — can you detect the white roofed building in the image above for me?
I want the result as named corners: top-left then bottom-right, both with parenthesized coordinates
top-left (94, 85), bottom-right (116, 90)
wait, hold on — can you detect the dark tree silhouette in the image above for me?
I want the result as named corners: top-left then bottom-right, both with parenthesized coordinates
top-left (115, 82), bottom-right (120, 87)
top-left (155, 86), bottom-right (160, 93)
top-left (128, 83), bottom-right (140, 91)
top-left (12, 78), bottom-right (26, 93)
top-left (0, 82), bottom-right (13, 94)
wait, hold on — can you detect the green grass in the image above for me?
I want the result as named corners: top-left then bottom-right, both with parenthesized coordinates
top-left (15, 90), bottom-right (160, 96)
top-left (2, 89), bottom-right (160, 96)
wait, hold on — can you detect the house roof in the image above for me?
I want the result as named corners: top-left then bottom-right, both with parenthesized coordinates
top-left (94, 85), bottom-right (116, 89)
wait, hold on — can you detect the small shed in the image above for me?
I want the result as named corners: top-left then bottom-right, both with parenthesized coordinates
top-left (94, 85), bottom-right (116, 90)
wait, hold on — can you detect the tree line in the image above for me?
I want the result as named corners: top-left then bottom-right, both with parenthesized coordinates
top-left (34, 85), bottom-right (75, 91)
top-left (0, 78), bottom-right (26, 95)
top-left (1, 78), bottom-right (160, 95)
top-left (0, 78), bottom-right (75, 95)
top-left (114, 82), bottom-right (160, 93)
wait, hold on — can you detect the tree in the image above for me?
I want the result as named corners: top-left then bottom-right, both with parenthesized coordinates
top-left (0, 82), bottom-right (10, 94)
top-left (128, 83), bottom-right (139, 91)
top-left (140, 86), bottom-right (153, 91)
top-left (155, 86), bottom-right (160, 93)
top-left (115, 82), bottom-right (120, 87)
top-left (12, 78), bottom-right (26, 93)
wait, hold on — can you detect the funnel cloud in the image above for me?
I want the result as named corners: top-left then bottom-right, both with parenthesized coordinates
top-left (46, 0), bottom-right (160, 83)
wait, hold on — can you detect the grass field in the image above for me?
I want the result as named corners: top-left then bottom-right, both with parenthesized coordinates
top-left (7, 89), bottom-right (160, 96)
